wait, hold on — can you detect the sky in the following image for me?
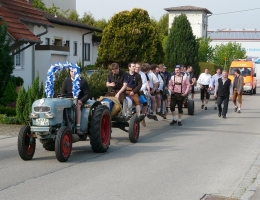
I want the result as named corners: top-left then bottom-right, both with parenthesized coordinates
top-left (76, 0), bottom-right (260, 30)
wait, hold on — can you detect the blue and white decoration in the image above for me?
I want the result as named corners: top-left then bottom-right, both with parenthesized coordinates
top-left (45, 62), bottom-right (81, 99)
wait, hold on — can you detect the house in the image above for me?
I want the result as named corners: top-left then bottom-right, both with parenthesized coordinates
top-left (41, 0), bottom-right (76, 11)
top-left (0, 0), bottom-right (102, 88)
top-left (164, 5), bottom-right (212, 38)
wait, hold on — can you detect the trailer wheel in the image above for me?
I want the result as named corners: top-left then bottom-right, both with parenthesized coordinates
top-left (188, 100), bottom-right (194, 115)
top-left (129, 115), bottom-right (140, 143)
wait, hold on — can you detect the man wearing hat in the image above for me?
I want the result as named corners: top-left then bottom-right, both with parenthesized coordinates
top-left (172, 65), bottom-right (185, 76)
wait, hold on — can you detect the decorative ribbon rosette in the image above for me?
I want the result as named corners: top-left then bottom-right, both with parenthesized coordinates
top-left (45, 62), bottom-right (81, 99)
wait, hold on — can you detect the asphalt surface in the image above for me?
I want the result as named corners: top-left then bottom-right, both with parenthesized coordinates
top-left (0, 92), bottom-right (260, 200)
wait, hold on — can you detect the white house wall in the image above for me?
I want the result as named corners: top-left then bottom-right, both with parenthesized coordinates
top-left (35, 24), bottom-right (94, 64)
top-left (12, 22), bottom-right (98, 89)
top-left (12, 25), bottom-right (35, 89)
top-left (168, 10), bottom-right (208, 38)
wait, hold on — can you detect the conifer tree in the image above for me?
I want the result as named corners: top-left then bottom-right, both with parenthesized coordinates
top-left (165, 14), bottom-right (199, 73)
top-left (39, 81), bottom-right (44, 99)
top-left (16, 86), bottom-right (27, 123)
top-left (23, 87), bottom-right (32, 122)
top-left (0, 23), bottom-right (14, 97)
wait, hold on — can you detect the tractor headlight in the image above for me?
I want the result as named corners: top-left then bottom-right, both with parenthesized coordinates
top-left (29, 113), bottom-right (39, 119)
top-left (44, 112), bottom-right (55, 119)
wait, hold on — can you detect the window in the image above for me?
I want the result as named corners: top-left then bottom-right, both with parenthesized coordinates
top-left (45, 38), bottom-right (50, 45)
top-left (73, 42), bottom-right (77, 56)
top-left (14, 47), bottom-right (22, 69)
top-left (65, 40), bottom-right (70, 47)
top-left (84, 43), bottom-right (90, 61)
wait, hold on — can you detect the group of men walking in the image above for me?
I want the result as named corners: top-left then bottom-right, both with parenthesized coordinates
top-left (197, 68), bottom-right (244, 118)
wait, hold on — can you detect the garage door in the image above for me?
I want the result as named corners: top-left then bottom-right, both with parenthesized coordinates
top-left (51, 54), bottom-right (67, 64)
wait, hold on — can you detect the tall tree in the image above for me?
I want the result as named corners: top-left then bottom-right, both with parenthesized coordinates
top-left (212, 42), bottom-right (246, 70)
top-left (81, 11), bottom-right (95, 26)
top-left (67, 10), bottom-right (80, 21)
top-left (156, 13), bottom-right (169, 42)
top-left (32, 0), bottom-right (47, 11)
top-left (165, 14), bottom-right (199, 73)
top-left (96, 8), bottom-right (164, 67)
top-left (0, 23), bottom-right (14, 97)
top-left (198, 37), bottom-right (214, 62)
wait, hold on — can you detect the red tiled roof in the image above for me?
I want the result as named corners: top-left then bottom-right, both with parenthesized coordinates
top-left (0, 0), bottom-right (53, 43)
top-left (164, 5), bottom-right (212, 14)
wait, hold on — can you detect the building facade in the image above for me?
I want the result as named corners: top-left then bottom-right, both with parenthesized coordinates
top-left (208, 29), bottom-right (260, 79)
top-left (41, 0), bottom-right (76, 11)
top-left (165, 5), bottom-right (212, 38)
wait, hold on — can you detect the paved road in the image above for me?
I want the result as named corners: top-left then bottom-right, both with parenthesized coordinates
top-left (0, 93), bottom-right (260, 200)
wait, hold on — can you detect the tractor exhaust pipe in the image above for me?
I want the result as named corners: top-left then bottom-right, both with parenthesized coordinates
top-left (72, 134), bottom-right (80, 143)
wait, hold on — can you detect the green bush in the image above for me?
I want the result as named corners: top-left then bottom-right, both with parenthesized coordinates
top-left (81, 68), bottom-right (109, 100)
top-left (16, 86), bottom-right (27, 123)
top-left (0, 105), bottom-right (16, 116)
top-left (199, 62), bottom-right (219, 75)
top-left (15, 76), bottom-right (24, 86)
top-left (16, 74), bottom-right (43, 124)
top-left (0, 80), bottom-right (17, 106)
top-left (54, 69), bottom-right (70, 96)
top-left (0, 114), bottom-right (20, 124)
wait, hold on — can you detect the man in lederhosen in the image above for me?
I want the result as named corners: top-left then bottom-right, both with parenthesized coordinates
top-left (168, 67), bottom-right (190, 126)
top-left (214, 70), bottom-right (233, 119)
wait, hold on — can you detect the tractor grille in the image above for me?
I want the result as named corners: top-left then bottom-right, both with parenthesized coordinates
top-left (34, 106), bottom-right (50, 112)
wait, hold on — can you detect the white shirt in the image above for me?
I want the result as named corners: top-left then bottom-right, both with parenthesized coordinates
top-left (198, 73), bottom-right (211, 85)
top-left (139, 71), bottom-right (148, 92)
top-left (155, 73), bottom-right (164, 91)
top-left (148, 71), bottom-right (159, 89)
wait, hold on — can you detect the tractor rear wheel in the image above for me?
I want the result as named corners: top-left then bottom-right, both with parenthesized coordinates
top-left (55, 126), bottom-right (72, 162)
top-left (89, 105), bottom-right (111, 153)
top-left (188, 100), bottom-right (194, 115)
top-left (18, 125), bottom-right (36, 161)
top-left (129, 115), bottom-right (140, 143)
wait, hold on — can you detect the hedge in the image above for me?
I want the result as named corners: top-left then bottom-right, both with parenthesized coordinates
top-left (0, 105), bottom-right (16, 117)
top-left (199, 62), bottom-right (220, 75)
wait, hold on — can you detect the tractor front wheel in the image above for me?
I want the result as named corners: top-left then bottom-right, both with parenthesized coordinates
top-left (18, 125), bottom-right (36, 161)
top-left (55, 126), bottom-right (72, 162)
top-left (89, 105), bottom-right (111, 153)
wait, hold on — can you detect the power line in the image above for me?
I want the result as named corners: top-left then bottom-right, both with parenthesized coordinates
top-left (213, 7), bottom-right (260, 15)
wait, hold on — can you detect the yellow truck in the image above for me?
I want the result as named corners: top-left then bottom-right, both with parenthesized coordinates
top-left (228, 59), bottom-right (257, 95)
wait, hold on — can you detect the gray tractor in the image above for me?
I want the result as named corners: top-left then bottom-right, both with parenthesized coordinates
top-left (18, 97), bottom-right (111, 162)
top-left (18, 63), bottom-right (111, 162)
